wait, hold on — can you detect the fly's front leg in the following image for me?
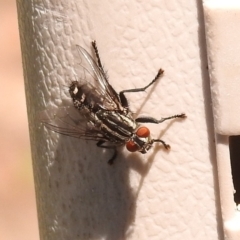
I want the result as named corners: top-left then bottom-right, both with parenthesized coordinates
top-left (151, 139), bottom-right (170, 150)
top-left (97, 140), bottom-right (117, 165)
top-left (119, 69), bottom-right (164, 108)
top-left (137, 114), bottom-right (186, 150)
top-left (136, 114), bottom-right (186, 124)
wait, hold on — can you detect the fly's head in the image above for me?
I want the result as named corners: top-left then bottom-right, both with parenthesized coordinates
top-left (126, 126), bottom-right (155, 154)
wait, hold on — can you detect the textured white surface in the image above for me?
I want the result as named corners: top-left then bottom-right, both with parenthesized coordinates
top-left (17, 0), bottom-right (222, 239)
top-left (204, 2), bottom-right (240, 135)
top-left (204, 2), bottom-right (240, 239)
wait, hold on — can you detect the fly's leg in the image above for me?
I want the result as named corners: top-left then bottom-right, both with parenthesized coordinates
top-left (119, 69), bottom-right (164, 108)
top-left (97, 140), bottom-right (117, 165)
top-left (92, 41), bottom-right (105, 73)
top-left (137, 114), bottom-right (186, 150)
top-left (92, 40), bottom-right (121, 102)
top-left (151, 139), bottom-right (170, 150)
top-left (136, 114), bottom-right (186, 124)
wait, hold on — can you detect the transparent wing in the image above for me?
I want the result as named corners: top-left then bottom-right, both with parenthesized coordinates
top-left (39, 43), bottom-right (124, 142)
top-left (73, 44), bottom-right (122, 110)
top-left (39, 107), bottom-right (109, 142)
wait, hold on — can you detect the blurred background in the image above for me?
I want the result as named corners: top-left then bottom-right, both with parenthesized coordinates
top-left (0, 1), bottom-right (39, 239)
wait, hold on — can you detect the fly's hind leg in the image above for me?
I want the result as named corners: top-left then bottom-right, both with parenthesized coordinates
top-left (97, 140), bottom-right (117, 165)
top-left (92, 41), bottom-right (105, 73)
top-left (119, 69), bottom-right (164, 108)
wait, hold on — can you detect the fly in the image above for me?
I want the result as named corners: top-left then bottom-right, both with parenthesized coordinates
top-left (43, 41), bottom-right (186, 164)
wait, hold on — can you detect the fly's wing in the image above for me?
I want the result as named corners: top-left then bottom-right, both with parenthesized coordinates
top-left (39, 43), bottom-right (124, 143)
top-left (73, 45), bottom-right (122, 110)
top-left (39, 107), bottom-right (109, 142)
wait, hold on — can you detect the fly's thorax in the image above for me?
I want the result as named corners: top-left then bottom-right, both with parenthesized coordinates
top-left (126, 126), bottom-right (153, 153)
top-left (95, 109), bottom-right (137, 141)
top-left (99, 110), bottom-right (136, 129)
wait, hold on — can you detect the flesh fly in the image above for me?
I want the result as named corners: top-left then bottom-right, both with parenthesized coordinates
top-left (43, 41), bottom-right (186, 164)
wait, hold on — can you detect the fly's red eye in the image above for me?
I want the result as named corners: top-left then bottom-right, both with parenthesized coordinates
top-left (126, 140), bottom-right (139, 152)
top-left (136, 127), bottom-right (150, 138)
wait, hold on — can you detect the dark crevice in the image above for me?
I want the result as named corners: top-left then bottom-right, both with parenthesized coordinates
top-left (229, 135), bottom-right (240, 204)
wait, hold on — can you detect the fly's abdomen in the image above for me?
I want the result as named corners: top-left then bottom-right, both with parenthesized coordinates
top-left (69, 82), bottom-right (103, 111)
top-left (70, 80), bottom-right (137, 143)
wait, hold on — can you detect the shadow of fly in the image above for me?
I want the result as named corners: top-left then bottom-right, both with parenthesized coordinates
top-left (42, 41), bottom-right (186, 164)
